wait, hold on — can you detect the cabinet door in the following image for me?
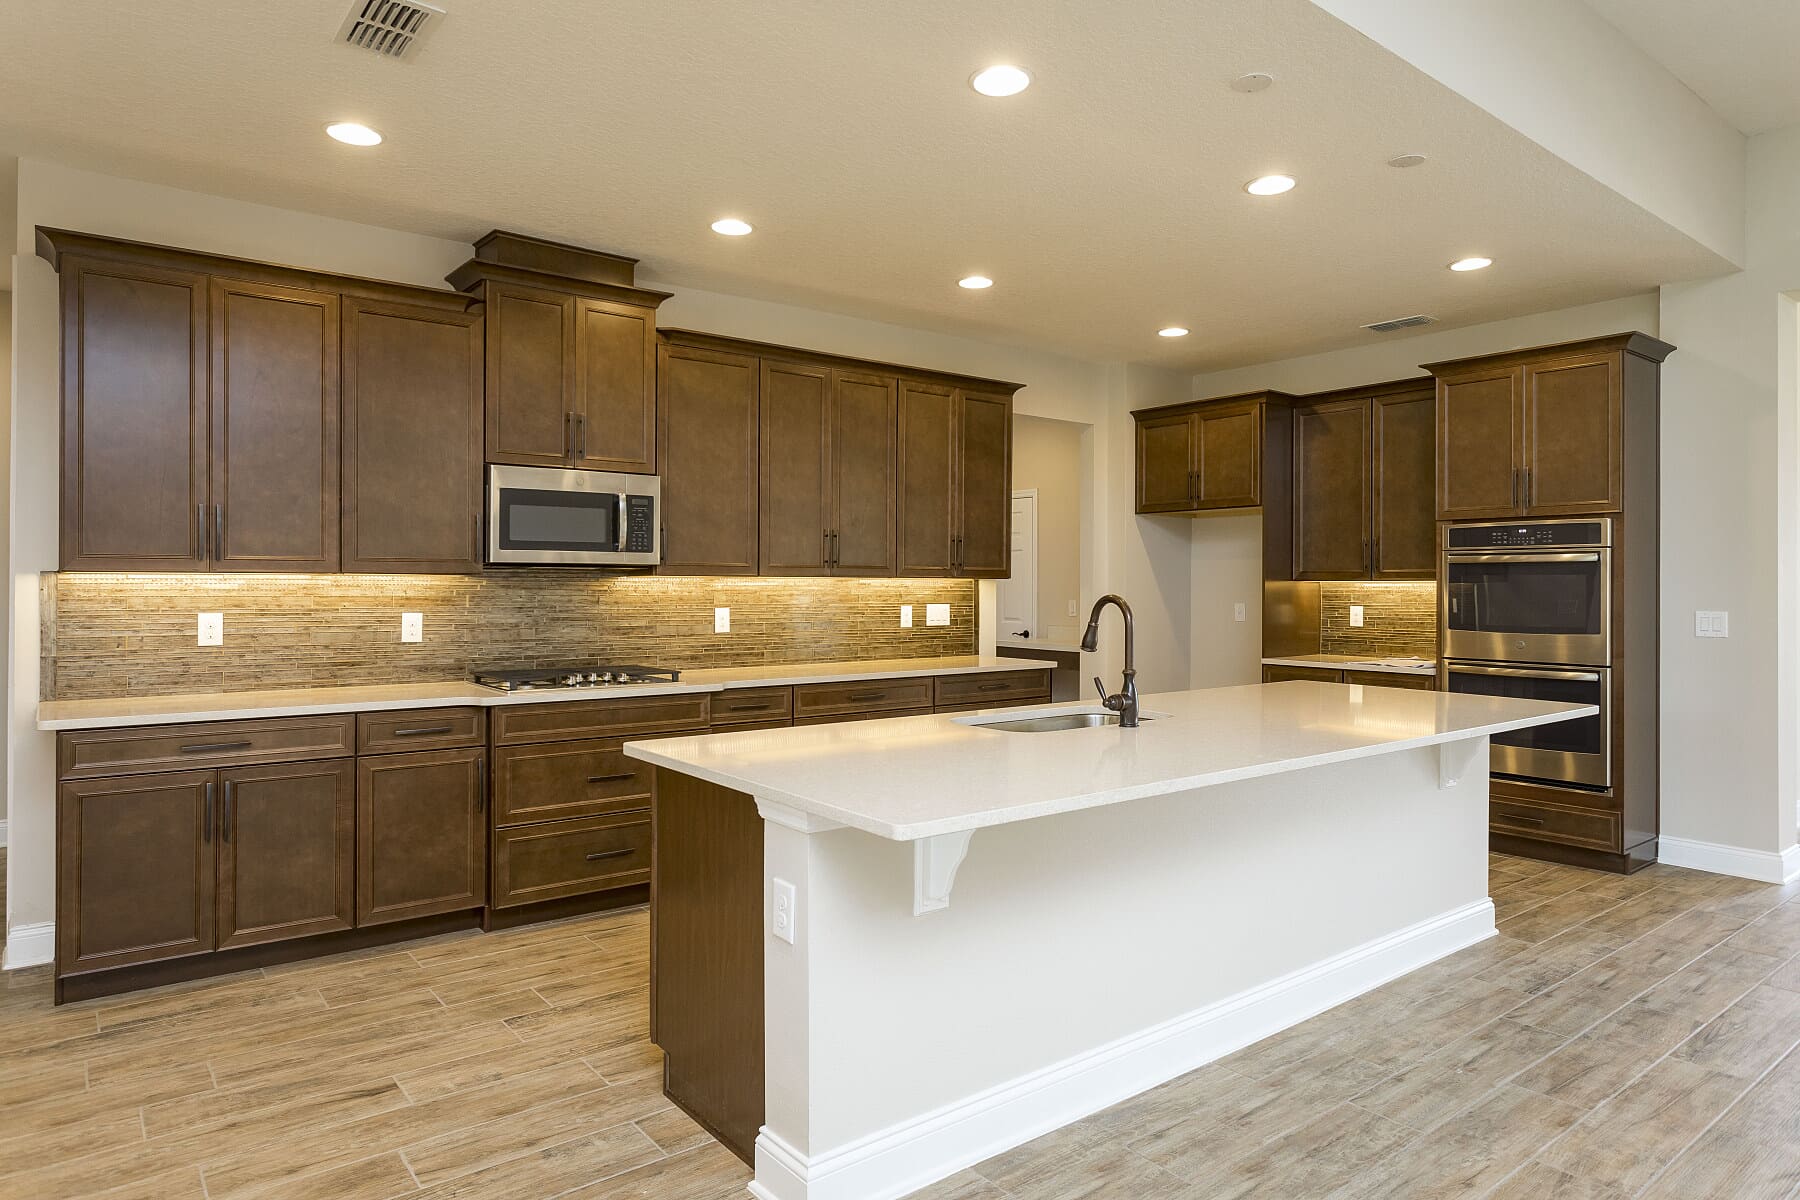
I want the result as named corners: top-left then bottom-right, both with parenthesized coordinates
top-left (485, 284), bottom-right (575, 467)
top-left (1292, 398), bottom-right (1370, 579)
top-left (1195, 400), bottom-right (1261, 509)
top-left (340, 299), bottom-right (485, 573)
top-left (57, 770), bottom-right (216, 974)
top-left (209, 278), bottom-right (340, 571)
top-left (657, 343), bottom-right (760, 574)
top-left (831, 370), bottom-right (898, 576)
top-left (1523, 353), bottom-right (1622, 514)
top-left (758, 358), bottom-right (831, 576)
top-left (1135, 412), bottom-right (1196, 513)
top-left (896, 380), bottom-right (957, 575)
top-left (217, 759), bottom-right (355, 950)
top-left (1437, 368), bottom-right (1522, 520)
top-left (955, 390), bottom-right (1013, 577)
top-left (357, 747), bottom-right (487, 926)
top-left (574, 298), bottom-right (656, 474)
top-left (58, 258), bottom-right (209, 571)
top-left (1371, 387), bottom-right (1437, 579)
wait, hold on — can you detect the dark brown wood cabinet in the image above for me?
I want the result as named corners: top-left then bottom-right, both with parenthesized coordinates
top-left (758, 359), bottom-right (832, 575)
top-left (1133, 391), bottom-right (1295, 515)
top-left (956, 390), bottom-right (1013, 577)
top-left (897, 383), bottom-right (1012, 577)
top-left (1427, 334), bottom-right (1671, 521)
top-left (658, 341), bottom-right (762, 574)
top-left (449, 234), bottom-right (669, 475)
top-left (340, 298), bottom-right (485, 573)
top-left (1290, 379), bottom-right (1435, 581)
top-left (356, 746), bottom-right (487, 927)
top-left (216, 759), bottom-right (356, 950)
top-left (828, 370), bottom-right (899, 575)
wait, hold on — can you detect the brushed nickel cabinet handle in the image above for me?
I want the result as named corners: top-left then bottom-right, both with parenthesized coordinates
top-left (577, 413), bottom-right (587, 458)
top-left (180, 740), bottom-right (253, 754)
top-left (587, 772), bottom-right (635, 784)
top-left (847, 691), bottom-right (886, 702)
top-left (392, 725), bottom-right (454, 737)
top-left (1494, 812), bottom-right (1545, 828)
top-left (222, 780), bottom-right (235, 843)
top-left (977, 682), bottom-right (1010, 692)
top-left (476, 753), bottom-right (486, 813)
top-left (585, 848), bottom-right (635, 861)
top-left (214, 505), bottom-right (225, 560)
top-left (196, 504), bottom-right (207, 561)
top-left (723, 701), bottom-right (772, 712)
top-left (203, 780), bottom-right (214, 844)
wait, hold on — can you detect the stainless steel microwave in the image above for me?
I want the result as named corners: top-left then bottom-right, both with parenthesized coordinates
top-left (486, 465), bottom-right (660, 567)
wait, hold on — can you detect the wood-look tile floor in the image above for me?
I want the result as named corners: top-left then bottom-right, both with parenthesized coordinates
top-left (0, 852), bottom-right (1796, 1199)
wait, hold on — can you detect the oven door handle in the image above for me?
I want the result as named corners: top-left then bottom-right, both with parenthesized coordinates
top-left (1447, 665), bottom-right (1603, 682)
top-left (1445, 552), bottom-right (1602, 565)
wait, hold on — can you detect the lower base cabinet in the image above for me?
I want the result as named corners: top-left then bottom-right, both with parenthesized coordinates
top-left (357, 747), bottom-right (488, 926)
top-left (1262, 665), bottom-right (1437, 690)
top-left (217, 759), bottom-right (356, 950)
top-left (492, 811), bottom-right (651, 908)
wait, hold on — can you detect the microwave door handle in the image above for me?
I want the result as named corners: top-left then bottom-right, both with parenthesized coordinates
top-left (616, 493), bottom-right (628, 552)
top-left (1448, 665), bottom-right (1602, 683)
top-left (1445, 552), bottom-right (1602, 565)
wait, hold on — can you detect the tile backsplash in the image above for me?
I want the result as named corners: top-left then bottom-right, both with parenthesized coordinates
top-left (44, 572), bottom-right (977, 700)
top-left (1317, 581), bottom-right (1438, 659)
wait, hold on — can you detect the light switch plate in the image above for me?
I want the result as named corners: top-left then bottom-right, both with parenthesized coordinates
top-left (900, 604), bottom-right (913, 628)
top-left (1233, 602), bottom-right (1246, 623)
top-left (926, 603), bottom-right (951, 627)
top-left (1349, 605), bottom-right (1365, 628)
top-left (771, 878), bottom-right (797, 945)
top-left (1696, 610), bottom-right (1730, 638)
top-left (400, 612), bottom-right (423, 643)
top-left (714, 607), bottom-right (731, 634)
top-left (197, 612), bottom-right (223, 646)
top-left (1067, 600), bottom-right (1078, 617)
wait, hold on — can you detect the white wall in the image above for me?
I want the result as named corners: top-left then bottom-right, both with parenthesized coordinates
top-left (4, 159), bottom-right (1193, 957)
top-left (1183, 293), bottom-right (1662, 692)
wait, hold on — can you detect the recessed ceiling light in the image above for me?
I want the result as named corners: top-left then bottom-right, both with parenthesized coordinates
top-left (1388, 153), bottom-right (1428, 169)
top-left (325, 122), bottom-right (383, 147)
top-left (1245, 174), bottom-right (1296, 196)
top-left (1448, 256), bottom-right (1493, 272)
top-left (970, 65), bottom-right (1031, 97)
top-left (1158, 327), bottom-right (1190, 338)
top-left (1229, 73), bottom-right (1274, 93)
top-left (711, 218), bottom-right (753, 236)
top-left (958, 275), bottom-right (994, 290)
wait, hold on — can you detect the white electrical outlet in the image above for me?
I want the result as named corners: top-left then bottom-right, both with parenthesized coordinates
top-left (771, 878), bottom-right (797, 945)
top-left (400, 612), bottom-right (423, 643)
top-left (1696, 610), bottom-right (1730, 638)
top-left (197, 612), bottom-right (223, 646)
top-left (926, 603), bottom-right (951, 627)
top-left (1233, 602), bottom-right (1246, 623)
top-left (714, 607), bottom-right (731, 634)
top-left (900, 604), bottom-right (913, 628)
top-left (1349, 605), bottom-right (1365, 628)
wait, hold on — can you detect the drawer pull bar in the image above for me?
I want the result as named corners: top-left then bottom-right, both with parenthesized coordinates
top-left (588, 772), bottom-right (635, 784)
top-left (723, 702), bottom-right (773, 712)
top-left (180, 740), bottom-right (254, 754)
top-left (585, 848), bottom-right (636, 861)
top-left (847, 691), bottom-right (887, 702)
top-left (1494, 813), bottom-right (1546, 828)
top-left (976, 682), bottom-right (1010, 692)
top-left (391, 725), bottom-right (454, 737)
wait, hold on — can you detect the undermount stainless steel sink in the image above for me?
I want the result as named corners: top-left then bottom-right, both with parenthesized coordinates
top-left (959, 708), bottom-right (1162, 733)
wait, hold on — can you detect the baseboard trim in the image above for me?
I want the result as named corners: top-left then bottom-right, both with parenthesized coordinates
top-left (1659, 835), bottom-right (1800, 884)
top-left (3, 922), bottom-right (55, 971)
top-left (752, 898), bottom-right (1496, 1200)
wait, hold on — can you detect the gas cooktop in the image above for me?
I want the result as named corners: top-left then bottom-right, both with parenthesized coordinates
top-left (473, 665), bottom-right (683, 692)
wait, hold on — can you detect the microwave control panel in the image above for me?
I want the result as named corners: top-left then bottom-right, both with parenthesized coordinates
top-left (623, 495), bottom-right (656, 553)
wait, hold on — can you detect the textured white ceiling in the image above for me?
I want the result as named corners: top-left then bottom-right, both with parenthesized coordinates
top-left (0, 0), bottom-right (1729, 371)
top-left (1583, 0), bottom-right (1800, 135)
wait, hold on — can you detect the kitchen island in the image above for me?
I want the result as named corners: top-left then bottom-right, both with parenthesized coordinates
top-left (626, 681), bottom-right (1593, 1200)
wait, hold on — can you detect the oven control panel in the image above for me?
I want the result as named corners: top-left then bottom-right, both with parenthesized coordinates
top-left (1446, 520), bottom-right (1607, 550)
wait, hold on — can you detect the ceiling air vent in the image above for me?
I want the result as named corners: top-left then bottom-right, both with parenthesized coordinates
top-left (1362, 314), bottom-right (1437, 334)
top-left (338, 0), bottom-right (444, 60)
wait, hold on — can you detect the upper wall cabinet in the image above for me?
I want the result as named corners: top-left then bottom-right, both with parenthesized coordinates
top-left (1427, 333), bottom-right (1673, 521)
top-left (657, 339), bottom-right (762, 575)
top-left (448, 231), bottom-right (667, 475)
top-left (895, 381), bottom-right (1013, 577)
top-left (1290, 379), bottom-right (1436, 581)
top-left (40, 228), bottom-right (485, 574)
top-left (1132, 391), bottom-right (1296, 516)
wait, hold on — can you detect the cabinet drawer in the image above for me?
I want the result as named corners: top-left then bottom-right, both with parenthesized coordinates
top-left (491, 693), bottom-right (711, 746)
top-left (934, 696), bottom-right (1048, 715)
top-left (491, 737), bottom-right (653, 827)
top-left (1489, 798), bottom-right (1619, 852)
top-left (58, 715), bottom-right (355, 780)
top-left (491, 814), bottom-right (650, 909)
top-left (1342, 671), bottom-right (1436, 691)
top-left (357, 707), bottom-right (486, 754)
top-left (1261, 666), bottom-right (1343, 684)
top-left (934, 670), bottom-right (1049, 708)
top-left (793, 678), bottom-right (934, 719)
top-left (794, 707), bottom-right (930, 726)
top-left (710, 686), bottom-right (794, 727)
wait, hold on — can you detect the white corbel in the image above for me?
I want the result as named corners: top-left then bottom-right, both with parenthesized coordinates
top-left (913, 830), bottom-right (974, 915)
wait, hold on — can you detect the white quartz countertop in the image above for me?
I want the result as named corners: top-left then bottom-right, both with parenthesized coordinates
top-left (623, 681), bottom-right (1594, 842)
top-left (1262, 654), bottom-right (1437, 676)
top-left (36, 656), bottom-right (1048, 731)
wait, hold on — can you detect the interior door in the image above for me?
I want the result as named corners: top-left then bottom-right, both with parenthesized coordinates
top-left (1292, 398), bottom-right (1370, 579)
top-left (340, 298), bottom-right (485, 573)
top-left (996, 490), bottom-right (1039, 642)
top-left (573, 297), bottom-right (657, 474)
top-left (955, 389), bottom-right (1013, 577)
top-left (829, 370), bottom-right (898, 576)
top-left (896, 380), bottom-right (957, 575)
top-left (209, 278), bottom-right (340, 571)
top-left (758, 358), bottom-right (831, 576)
top-left (1437, 368), bottom-right (1523, 520)
top-left (216, 759), bottom-right (356, 950)
top-left (58, 257), bottom-right (210, 571)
